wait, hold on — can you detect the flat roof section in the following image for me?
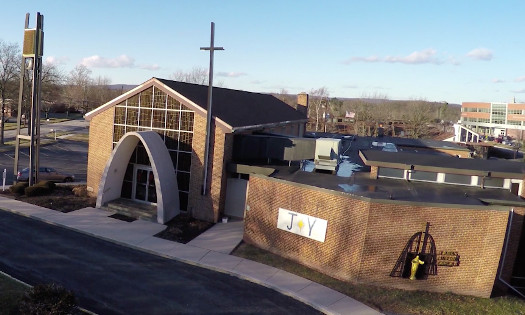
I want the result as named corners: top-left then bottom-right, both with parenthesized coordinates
top-left (269, 168), bottom-right (525, 209)
top-left (360, 150), bottom-right (525, 179)
top-left (381, 137), bottom-right (470, 152)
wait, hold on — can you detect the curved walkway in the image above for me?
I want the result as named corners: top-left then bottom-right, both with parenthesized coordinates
top-left (0, 196), bottom-right (380, 315)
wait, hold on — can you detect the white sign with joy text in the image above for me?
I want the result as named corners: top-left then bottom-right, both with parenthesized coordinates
top-left (277, 208), bottom-right (327, 242)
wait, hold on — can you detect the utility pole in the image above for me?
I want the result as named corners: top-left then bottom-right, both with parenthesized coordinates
top-left (200, 22), bottom-right (223, 196)
top-left (14, 12), bottom-right (44, 186)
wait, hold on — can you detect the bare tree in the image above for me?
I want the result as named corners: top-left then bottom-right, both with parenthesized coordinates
top-left (0, 40), bottom-right (20, 144)
top-left (171, 66), bottom-right (209, 85)
top-left (64, 65), bottom-right (93, 113)
top-left (40, 61), bottom-right (65, 118)
top-left (308, 87), bottom-right (329, 131)
top-left (272, 88), bottom-right (296, 108)
top-left (403, 100), bottom-right (434, 138)
top-left (351, 99), bottom-right (373, 135)
top-left (170, 66), bottom-right (225, 87)
top-left (91, 76), bottom-right (113, 104)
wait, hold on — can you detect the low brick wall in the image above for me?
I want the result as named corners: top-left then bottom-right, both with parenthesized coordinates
top-left (244, 175), bottom-right (520, 298)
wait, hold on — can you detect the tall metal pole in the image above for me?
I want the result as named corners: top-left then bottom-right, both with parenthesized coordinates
top-left (13, 14), bottom-right (30, 183)
top-left (200, 22), bottom-right (223, 195)
top-left (14, 12), bottom-right (43, 186)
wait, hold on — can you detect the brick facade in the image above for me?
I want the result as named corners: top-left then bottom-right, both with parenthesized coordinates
top-left (86, 108), bottom-right (115, 196)
top-left (86, 103), bottom-right (232, 223)
top-left (370, 166), bottom-right (378, 179)
top-left (85, 79), bottom-right (308, 223)
top-left (244, 175), bottom-right (522, 298)
top-left (188, 114), bottom-right (232, 222)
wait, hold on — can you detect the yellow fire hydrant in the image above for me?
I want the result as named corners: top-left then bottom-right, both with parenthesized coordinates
top-left (410, 255), bottom-right (425, 280)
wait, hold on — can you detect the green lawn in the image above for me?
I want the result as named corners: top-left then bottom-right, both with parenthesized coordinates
top-left (232, 243), bottom-right (525, 315)
top-left (0, 272), bottom-right (28, 315)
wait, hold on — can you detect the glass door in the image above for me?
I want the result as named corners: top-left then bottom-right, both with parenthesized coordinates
top-left (133, 165), bottom-right (157, 204)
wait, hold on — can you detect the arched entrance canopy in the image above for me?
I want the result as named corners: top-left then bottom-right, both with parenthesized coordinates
top-left (96, 131), bottom-right (180, 224)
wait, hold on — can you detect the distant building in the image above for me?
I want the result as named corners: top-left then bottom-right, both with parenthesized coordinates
top-left (460, 101), bottom-right (525, 139)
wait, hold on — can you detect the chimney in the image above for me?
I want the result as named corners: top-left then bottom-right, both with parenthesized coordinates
top-left (297, 92), bottom-right (309, 118)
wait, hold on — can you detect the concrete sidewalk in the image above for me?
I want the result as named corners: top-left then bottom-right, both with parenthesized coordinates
top-left (0, 196), bottom-right (380, 315)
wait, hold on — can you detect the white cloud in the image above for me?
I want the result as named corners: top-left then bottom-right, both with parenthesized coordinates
top-left (492, 78), bottom-right (505, 83)
top-left (512, 88), bottom-right (525, 93)
top-left (343, 84), bottom-right (359, 89)
top-left (345, 56), bottom-right (380, 64)
top-left (44, 56), bottom-right (69, 66)
top-left (515, 76), bottom-right (525, 82)
top-left (217, 71), bottom-right (247, 78)
top-left (466, 48), bottom-right (493, 61)
top-left (250, 80), bottom-right (263, 84)
top-left (81, 54), bottom-right (135, 68)
top-left (347, 49), bottom-right (441, 65)
top-left (385, 49), bottom-right (440, 64)
top-left (80, 54), bottom-right (159, 71)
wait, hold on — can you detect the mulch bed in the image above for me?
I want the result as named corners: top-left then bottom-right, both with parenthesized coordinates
top-left (0, 185), bottom-right (95, 213)
top-left (0, 185), bottom-right (213, 243)
top-left (155, 214), bottom-right (214, 244)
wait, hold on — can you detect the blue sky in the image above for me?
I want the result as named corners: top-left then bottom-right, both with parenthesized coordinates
top-left (1, 1), bottom-right (525, 104)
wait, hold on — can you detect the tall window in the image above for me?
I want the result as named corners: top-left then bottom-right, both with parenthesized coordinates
top-left (113, 86), bottom-right (194, 211)
top-left (491, 103), bottom-right (507, 125)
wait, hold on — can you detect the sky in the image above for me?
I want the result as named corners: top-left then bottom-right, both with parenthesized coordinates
top-left (1, 1), bottom-right (525, 104)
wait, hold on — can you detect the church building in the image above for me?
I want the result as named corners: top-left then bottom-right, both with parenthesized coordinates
top-left (85, 77), bottom-right (308, 224)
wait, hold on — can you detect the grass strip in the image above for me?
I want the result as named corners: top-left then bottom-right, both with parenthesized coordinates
top-left (232, 243), bottom-right (525, 315)
top-left (0, 272), bottom-right (29, 315)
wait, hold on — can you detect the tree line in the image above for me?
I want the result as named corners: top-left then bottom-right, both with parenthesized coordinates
top-left (0, 39), bottom-right (124, 122)
top-left (275, 88), bottom-right (460, 139)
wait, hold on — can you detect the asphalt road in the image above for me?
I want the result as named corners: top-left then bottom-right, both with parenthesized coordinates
top-left (0, 211), bottom-right (320, 314)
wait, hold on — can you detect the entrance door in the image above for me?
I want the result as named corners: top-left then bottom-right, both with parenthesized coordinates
top-left (224, 178), bottom-right (248, 218)
top-left (133, 165), bottom-right (157, 204)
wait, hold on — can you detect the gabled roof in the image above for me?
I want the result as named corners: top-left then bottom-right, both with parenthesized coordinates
top-left (359, 149), bottom-right (525, 179)
top-left (85, 77), bottom-right (307, 132)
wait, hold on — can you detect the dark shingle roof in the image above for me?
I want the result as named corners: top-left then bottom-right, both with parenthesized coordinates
top-left (156, 78), bottom-right (306, 129)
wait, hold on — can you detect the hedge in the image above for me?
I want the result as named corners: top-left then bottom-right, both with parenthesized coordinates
top-left (9, 182), bottom-right (28, 195)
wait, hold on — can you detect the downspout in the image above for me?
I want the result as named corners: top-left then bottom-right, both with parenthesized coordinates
top-left (497, 208), bottom-right (525, 298)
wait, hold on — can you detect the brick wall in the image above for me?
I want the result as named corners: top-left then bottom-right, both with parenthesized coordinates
top-left (370, 166), bottom-right (378, 179)
top-left (188, 114), bottom-right (231, 222)
top-left (244, 175), bottom-right (517, 298)
top-left (86, 108), bottom-right (115, 197)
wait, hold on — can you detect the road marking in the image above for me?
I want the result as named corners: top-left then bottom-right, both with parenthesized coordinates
top-left (3, 153), bottom-right (14, 160)
top-left (54, 144), bottom-right (71, 151)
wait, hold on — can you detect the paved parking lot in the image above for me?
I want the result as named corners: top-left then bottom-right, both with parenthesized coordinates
top-left (0, 120), bottom-right (89, 185)
top-left (0, 139), bottom-right (88, 185)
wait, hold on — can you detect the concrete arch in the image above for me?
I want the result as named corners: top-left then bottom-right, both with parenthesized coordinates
top-left (96, 131), bottom-right (180, 224)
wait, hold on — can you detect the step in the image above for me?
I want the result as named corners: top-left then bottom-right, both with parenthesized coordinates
top-left (104, 198), bottom-right (157, 222)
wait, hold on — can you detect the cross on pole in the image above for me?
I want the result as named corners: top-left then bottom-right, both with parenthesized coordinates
top-left (200, 22), bottom-right (224, 195)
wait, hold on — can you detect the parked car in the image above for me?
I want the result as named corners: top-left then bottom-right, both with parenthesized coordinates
top-left (17, 167), bottom-right (75, 182)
